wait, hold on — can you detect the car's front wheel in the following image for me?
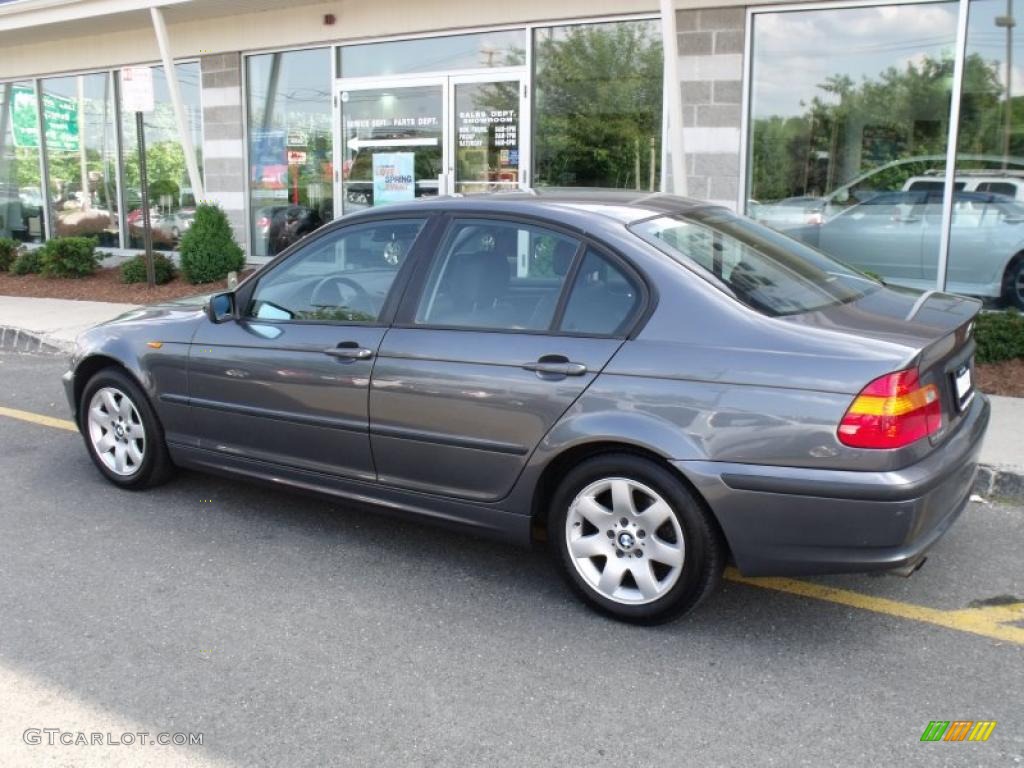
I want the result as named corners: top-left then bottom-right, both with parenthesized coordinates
top-left (549, 454), bottom-right (724, 624)
top-left (80, 368), bottom-right (174, 489)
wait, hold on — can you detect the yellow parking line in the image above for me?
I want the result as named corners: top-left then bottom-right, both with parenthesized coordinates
top-left (0, 405), bottom-right (77, 432)
top-left (2, 403), bottom-right (1021, 644)
top-left (725, 568), bottom-right (1024, 645)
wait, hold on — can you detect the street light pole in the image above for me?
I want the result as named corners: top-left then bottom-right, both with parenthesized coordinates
top-left (997, 0), bottom-right (1016, 170)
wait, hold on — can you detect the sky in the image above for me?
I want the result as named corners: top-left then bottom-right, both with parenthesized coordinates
top-left (749, 1), bottom-right (1022, 119)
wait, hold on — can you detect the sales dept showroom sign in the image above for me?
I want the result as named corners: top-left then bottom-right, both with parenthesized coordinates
top-left (8, 85), bottom-right (79, 152)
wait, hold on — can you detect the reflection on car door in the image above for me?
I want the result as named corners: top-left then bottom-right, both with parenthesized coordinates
top-left (187, 217), bottom-right (428, 480)
top-left (369, 217), bottom-right (643, 501)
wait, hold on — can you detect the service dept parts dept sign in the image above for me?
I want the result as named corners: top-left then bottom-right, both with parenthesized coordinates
top-left (372, 152), bottom-right (415, 206)
top-left (121, 67), bottom-right (155, 113)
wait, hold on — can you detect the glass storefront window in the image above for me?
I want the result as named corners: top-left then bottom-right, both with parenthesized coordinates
top-left (41, 72), bottom-right (120, 246)
top-left (246, 48), bottom-right (333, 257)
top-left (533, 20), bottom-right (663, 189)
top-left (747, 4), bottom-right (959, 293)
top-left (119, 62), bottom-right (203, 251)
top-left (952, 0), bottom-right (1024, 308)
top-left (339, 30), bottom-right (525, 78)
top-left (0, 81), bottom-right (44, 243)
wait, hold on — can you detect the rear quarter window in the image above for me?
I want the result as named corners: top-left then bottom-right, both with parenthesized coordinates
top-left (630, 209), bottom-right (879, 317)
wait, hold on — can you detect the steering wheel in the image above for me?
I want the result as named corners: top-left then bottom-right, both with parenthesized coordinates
top-left (309, 275), bottom-right (373, 314)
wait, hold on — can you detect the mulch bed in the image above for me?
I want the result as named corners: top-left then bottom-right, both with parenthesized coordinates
top-left (977, 359), bottom-right (1024, 398)
top-left (0, 267), bottom-right (252, 304)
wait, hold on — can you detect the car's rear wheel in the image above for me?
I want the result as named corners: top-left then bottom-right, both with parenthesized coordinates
top-left (80, 368), bottom-right (174, 489)
top-left (548, 454), bottom-right (724, 624)
top-left (1004, 254), bottom-right (1024, 310)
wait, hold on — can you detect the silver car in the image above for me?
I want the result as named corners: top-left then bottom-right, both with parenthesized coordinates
top-left (63, 191), bottom-right (989, 624)
top-left (792, 190), bottom-right (1024, 309)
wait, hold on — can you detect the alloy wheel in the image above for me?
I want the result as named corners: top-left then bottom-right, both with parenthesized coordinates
top-left (87, 386), bottom-right (146, 477)
top-left (565, 477), bottom-right (685, 605)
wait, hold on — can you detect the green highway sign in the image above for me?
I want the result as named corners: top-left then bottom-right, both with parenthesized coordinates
top-left (9, 85), bottom-right (80, 152)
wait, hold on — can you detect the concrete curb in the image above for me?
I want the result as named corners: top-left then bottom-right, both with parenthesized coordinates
top-left (0, 326), bottom-right (72, 356)
top-left (2, 322), bottom-right (1023, 503)
top-left (972, 465), bottom-right (1024, 503)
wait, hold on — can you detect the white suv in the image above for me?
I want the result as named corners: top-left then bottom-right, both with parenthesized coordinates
top-left (903, 170), bottom-right (1024, 201)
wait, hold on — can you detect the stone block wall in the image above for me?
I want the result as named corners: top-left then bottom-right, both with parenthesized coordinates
top-left (676, 7), bottom-right (745, 210)
top-left (199, 53), bottom-right (248, 251)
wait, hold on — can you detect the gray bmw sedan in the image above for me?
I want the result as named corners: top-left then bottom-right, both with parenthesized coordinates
top-left (63, 191), bottom-right (989, 624)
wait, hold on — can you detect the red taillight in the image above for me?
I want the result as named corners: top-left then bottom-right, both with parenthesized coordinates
top-left (837, 369), bottom-right (942, 449)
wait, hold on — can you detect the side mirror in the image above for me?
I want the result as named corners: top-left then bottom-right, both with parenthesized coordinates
top-left (206, 292), bottom-right (235, 324)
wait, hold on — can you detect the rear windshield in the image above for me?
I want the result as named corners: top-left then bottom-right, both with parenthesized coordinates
top-left (629, 208), bottom-right (880, 317)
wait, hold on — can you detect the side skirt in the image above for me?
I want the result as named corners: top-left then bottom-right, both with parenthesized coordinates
top-left (167, 443), bottom-right (531, 545)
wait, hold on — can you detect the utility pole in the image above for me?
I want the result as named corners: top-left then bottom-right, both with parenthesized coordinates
top-left (997, 1), bottom-right (1016, 170)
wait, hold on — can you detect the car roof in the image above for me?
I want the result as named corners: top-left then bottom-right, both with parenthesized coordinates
top-left (341, 188), bottom-right (722, 225)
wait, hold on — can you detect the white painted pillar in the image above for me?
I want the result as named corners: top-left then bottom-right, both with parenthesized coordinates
top-left (660, 0), bottom-right (687, 196)
top-left (150, 6), bottom-right (205, 201)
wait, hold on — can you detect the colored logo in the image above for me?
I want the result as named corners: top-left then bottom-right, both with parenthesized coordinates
top-left (920, 721), bottom-right (997, 742)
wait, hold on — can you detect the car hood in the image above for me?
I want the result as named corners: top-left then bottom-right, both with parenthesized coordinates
top-left (80, 297), bottom-right (210, 349)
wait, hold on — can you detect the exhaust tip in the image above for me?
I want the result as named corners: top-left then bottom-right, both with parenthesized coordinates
top-left (887, 556), bottom-right (927, 578)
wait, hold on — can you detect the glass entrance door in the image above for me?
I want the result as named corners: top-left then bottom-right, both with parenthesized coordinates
top-left (340, 79), bottom-right (445, 214)
top-left (452, 74), bottom-right (525, 195)
top-left (338, 72), bottom-right (526, 214)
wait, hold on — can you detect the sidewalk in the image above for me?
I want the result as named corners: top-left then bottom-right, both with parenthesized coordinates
top-left (1, 294), bottom-right (1022, 499)
top-left (0, 296), bottom-right (138, 353)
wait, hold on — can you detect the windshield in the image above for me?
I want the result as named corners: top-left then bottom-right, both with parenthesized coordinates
top-left (630, 208), bottom-right (880, 317)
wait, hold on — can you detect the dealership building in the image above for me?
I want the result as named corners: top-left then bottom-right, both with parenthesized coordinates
top-left (0, 0), bottom-right (1021, 300)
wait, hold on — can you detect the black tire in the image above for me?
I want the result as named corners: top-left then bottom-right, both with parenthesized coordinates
top-left (79, 367), bottom-right (174, 490)
top-left (548, 453), bottom-right (725, 625)
top-left (1004, 255), bottom-right (1024, 311)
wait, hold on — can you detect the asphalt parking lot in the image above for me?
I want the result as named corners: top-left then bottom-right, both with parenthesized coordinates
top-left (0, 349), bottom-right (1021, 767)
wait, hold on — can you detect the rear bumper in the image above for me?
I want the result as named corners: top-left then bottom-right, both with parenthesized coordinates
top-left (677, 393), bottom-right (990, 576)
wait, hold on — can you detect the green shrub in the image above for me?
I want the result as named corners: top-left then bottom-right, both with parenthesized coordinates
top-left (39, 236), bottom-right (100, 278)
top-left (178, 204), bottom-right (244, 285)
top-left (0, 237), bottom-right (20, 271)
top-left (11, 248), bottom-right (42, 275)
top-left (121, 252), bottom-right (177, 285)
top-left (975, 310), bottom-right (1024, 364)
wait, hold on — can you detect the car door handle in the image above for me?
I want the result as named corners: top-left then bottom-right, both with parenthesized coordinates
top-left (323, 344), bottom-right (374, 360)
top-left (522, 359), bottom-right (588, 376)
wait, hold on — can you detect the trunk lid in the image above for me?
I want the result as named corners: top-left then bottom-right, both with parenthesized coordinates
top-left (782, 285), bottom-right (981, 445)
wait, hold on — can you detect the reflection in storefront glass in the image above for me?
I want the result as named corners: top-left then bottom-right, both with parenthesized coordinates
top-left (340, 86), bottom-right (443, 214)
top-left (951, 0), bottom-right (1024, 308)
top-left (455, 81), bottom-right (520, 194)
top-left (41, 72), bottom-right (120, 246)
top-left (533, 20), bottom-right (663, 189)
top-left (339, 30), bottom-right (525, 78)
top-left (246, 49), bottom-right (333, 257)
top-left (0, 81), bottom-right (44, 243)
top-left (747, 4), bottom-right (959, 293)
top-left (119, 63), bottom-right (203, 251)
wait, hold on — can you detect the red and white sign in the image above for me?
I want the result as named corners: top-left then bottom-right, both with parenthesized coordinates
top-left (121, 67), bottom-right (154, 113)
top-left (287, 150), bottom-right (307, 165)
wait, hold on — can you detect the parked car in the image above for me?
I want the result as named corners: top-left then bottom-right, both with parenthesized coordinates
top-left (791, 190), bottom-right (1024, 308)
top-left (903, 170), bottom-right (1024, 202)
top-left (63, 190), bottom-right (989, 624)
